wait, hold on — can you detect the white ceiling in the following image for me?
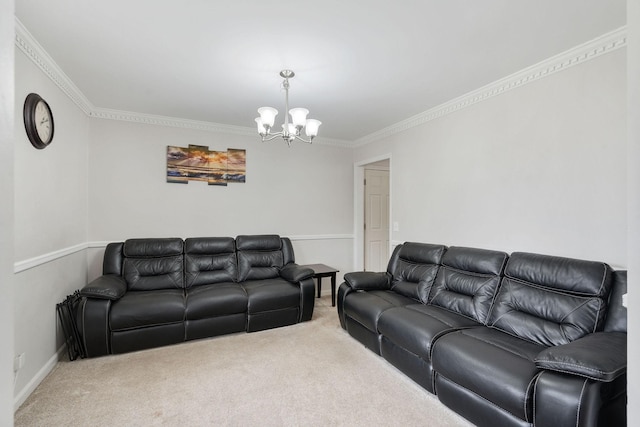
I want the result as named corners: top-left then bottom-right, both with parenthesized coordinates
top-left (16, 1), bottom-right (626, 144)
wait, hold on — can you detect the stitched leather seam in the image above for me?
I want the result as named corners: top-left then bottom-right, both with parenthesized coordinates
top-left (523, 371), bottom-right (541, 423)
top-left (504, 274), bottom-right (604, 298)
top-left (439, 265), bottom-right (500, 278)
top-left (596, 263), bottom-right (608, 296)
top-left (112, 320), bottom-right (185, 332)
top-left (488, 306), bottom-right (514, 328)
top-left (488, 321), bottom-right (551, 346)
top-left (592, 302), bottom-right (603, 333)
top-left (558, 299), bottom-right (592, 323)
top-left (532, 371), bottom-right (539, 427)
top-left (534, 361), bottom-right (625, 380)
top-left (438, 374), bottom-right (525, 421)
top-left (485, 280), bottom-right (503, 325)
top-left (424, 304), bottom-right (479, 324)
top-left (575, 378), bottom-right (588, 427)
top-left (461, 330), bottom-right (538, 362)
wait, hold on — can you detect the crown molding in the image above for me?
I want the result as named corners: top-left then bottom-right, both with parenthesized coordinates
top-left (16, 16), bottom-right (625, 149)
top-left (89, 107), bottom-right (257, 136)
top-left (14, 17), bottom-right (353, 147)
top-left (89, 108), bottom-right (353, 146)
top-left (15, 18), bottom-right (94, 115)
top-left (354, 26), bottom-right (628, 147)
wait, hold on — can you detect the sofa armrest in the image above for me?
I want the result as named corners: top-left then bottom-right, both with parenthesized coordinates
top-left (280, 264), bottom-right (314, 283)
top-left (80, 275), bottom-right (127, 300)
top-left (344, 271), bottom-right (391, 291)
top-left (534, 332), bottom-right (626, 382)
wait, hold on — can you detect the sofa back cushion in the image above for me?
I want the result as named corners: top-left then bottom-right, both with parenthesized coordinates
top-left (122, 238), bottom-right (185, 291)
top-left (604, 270), bottom-right (627, 333)
top-left (386, 242), bottom-right (446, 302)
top-left (103, 242), bottom-right (124, 275)
top-left (487, 252), bottom-right (613, 347)
top-left (236, 235), bottom-right (284, 282)
top-left (428, 246), bottom-right (508, 323)
top-left (184, 237), bottom-right (237, 288)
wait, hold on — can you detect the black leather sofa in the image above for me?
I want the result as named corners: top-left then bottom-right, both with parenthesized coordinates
top-left (337, 243), bottom-right (626, 427)
top-left (78, 235), bottom-right (315, 357)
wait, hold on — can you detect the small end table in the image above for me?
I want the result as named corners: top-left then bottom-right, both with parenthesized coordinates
top-left (300, 263), bottom-right (340, 307)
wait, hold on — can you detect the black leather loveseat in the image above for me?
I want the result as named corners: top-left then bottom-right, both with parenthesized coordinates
top-left (337, 243), bottom-right (626, 427)
top-left (78, 235), bottom-right (315, 357)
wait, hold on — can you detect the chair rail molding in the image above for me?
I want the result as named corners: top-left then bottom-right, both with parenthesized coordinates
top-left (14, 242), bottom-right (88, 273)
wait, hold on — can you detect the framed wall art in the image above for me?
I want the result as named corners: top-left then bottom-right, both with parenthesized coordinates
top-left (166, 145), bottom-right (246, 186)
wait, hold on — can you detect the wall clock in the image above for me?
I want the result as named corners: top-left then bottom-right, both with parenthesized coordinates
top-left (23, 93), bottom-right (54, 149)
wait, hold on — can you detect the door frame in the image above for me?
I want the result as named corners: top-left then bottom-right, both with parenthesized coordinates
top-left (353, 154), bottom-right (392, 271)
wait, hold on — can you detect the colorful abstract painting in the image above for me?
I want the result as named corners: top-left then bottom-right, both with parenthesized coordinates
top-left (226, 148), bottom-right (246, 183)
top-left (166, 145), bottom-right (246, 186)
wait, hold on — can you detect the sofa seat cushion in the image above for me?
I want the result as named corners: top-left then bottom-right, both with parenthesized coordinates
top-left (242, 278), bottom-right (300, 313)
top-left (378, 304), bottom-right (481, 359)
top-left (343, 290), bottom-right (416, 332)
top-left (185, 283), bottom-right (247, 320)
top-left (110, 289), bottom-right (185, 331)
top-left (432, 326), bottom-right (545, 422)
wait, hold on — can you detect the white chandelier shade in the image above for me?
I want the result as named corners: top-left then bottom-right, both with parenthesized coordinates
top-left (255, 70), bottom-right (321, 145)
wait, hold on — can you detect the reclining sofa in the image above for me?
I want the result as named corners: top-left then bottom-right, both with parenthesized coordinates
top-left (337, 242), bottom-right (626, 427)
top-left (78, 235), bottom-right (315, 357)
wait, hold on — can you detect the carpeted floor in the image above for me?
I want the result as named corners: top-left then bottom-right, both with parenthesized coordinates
top-left (15, 296), bottom-right (474, 426)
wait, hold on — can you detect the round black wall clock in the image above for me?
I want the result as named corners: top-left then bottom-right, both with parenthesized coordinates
top-left (23, 93), bottom-right (54, 149)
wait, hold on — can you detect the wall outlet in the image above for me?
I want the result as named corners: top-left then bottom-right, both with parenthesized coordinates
top-left (13, 353), bottom-right (25, 372)
top-left (393, 222), bottom-right (399, 232)
top-left (622, 293), bottom-right (627, 308)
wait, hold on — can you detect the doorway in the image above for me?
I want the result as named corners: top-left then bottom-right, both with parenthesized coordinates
top-left (364, 166), bottom-right (390, 271)
top-left (354, 155), bottom-right (391, 271)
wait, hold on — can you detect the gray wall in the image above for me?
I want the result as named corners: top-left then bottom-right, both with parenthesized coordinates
top-left (355, 48), bottom-right (626, 268)
top-left (12, 28), bottom-right (356, 409)
top-left (627, 0), bottom-right (639, 421)
top-left (86, 118), bottom-right (354, 282)
top-left (1, 0), bottom-right (15, 424)
top-left (10, 10), bottom-right (637, 424)
top-left (13, 46), bottom-right (90, 407)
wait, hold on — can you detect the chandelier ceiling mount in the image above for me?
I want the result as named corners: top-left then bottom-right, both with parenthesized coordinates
top-left (255, 69), bottom-right (321, 146)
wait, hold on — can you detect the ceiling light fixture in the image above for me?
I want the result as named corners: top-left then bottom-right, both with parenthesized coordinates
top-left (255, 70), bottom-right (321, 146)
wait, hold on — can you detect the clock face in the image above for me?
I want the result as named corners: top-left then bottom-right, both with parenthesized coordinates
top-left (23, 93), bottom-right (54, 149)
top-left (35, 100), bottom-right (53, 143)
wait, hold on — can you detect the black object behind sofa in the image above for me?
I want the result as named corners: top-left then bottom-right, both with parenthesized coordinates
top-left (337, 243), bottom-right (626, 427)
top-left (78, 235), bottom-right (315, 357)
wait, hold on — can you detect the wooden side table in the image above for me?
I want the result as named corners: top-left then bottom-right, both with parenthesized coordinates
top-left (300, 264), bottom-right (340, 307)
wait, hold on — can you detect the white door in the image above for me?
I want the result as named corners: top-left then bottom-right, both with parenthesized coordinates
top-left (364, 169), bottom-right (390, 271)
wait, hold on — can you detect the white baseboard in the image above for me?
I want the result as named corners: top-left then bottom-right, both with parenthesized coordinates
top-left (14, 345), bottom-right (65, 412)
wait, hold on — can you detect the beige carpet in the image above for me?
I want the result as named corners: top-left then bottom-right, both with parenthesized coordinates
top-left (15, 296), bottom-right (474, 426)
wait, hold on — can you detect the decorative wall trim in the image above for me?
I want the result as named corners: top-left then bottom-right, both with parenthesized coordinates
top-left (90, 107), bottom-right (256, 136)
top-left (14, 243), bottom-right (88, 273)
top-left (14, 17), bottom-right (351, 147)
top-left (289, 234), bottom-right (354, 241)
top-left (14, 344), bottom-right (65, 411)
top-left (354, 26), bottom-right (628, 146)
top-left (16, 16), bottom-right (625, 149)
top-left (14, 235), bottom-right (355, 272)
top-left (87, 235), bottom-right (354, 250)
top-left (90, 108), bottom-right (352, 147)
top-left (14, 19), bottom-right (94, 115)
top-left (87, 241), bottom-right (112, 249)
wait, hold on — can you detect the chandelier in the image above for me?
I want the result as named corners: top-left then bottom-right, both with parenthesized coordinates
top-left (255, 70), bottom-right (321, 145)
